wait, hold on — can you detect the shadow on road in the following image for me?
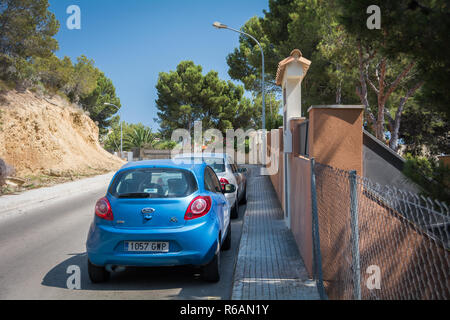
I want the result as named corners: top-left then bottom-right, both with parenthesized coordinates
top-left (42, 252), bottom-right (206, 291)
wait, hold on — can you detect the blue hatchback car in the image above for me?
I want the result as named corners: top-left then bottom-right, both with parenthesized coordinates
top-left (86, 160), bottom-right (235, 283)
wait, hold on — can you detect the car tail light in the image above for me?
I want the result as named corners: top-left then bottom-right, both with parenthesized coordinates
top-left (95, 197), bottom-right (113, 221)
top-left (185, 196), bottom-right (212, 220)
top-left (220, 178), bottom-right (229, 188)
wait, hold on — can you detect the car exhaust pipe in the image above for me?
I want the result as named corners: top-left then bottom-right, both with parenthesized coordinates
top-left (105, 265), bottom-right (126, 273)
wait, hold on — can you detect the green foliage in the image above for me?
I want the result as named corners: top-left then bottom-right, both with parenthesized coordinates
top-left (226, 0), bottom-right (354, 109)
top-left (0, 0), bottom-right (59, 59)
top-left (250, 92), bottom-right (282, 130)
top-left (0, 0), bottom-right (59, 87)
top-left (104, 123), bottom-right (156, 152)
top-left (103, 122), bottom-right (126, 152)
top-left (227, 0), bottom-right (448, 156)
top-left (64, 55), bottom-right (99, 103)
top-left (337, 0), bottom-right (450, 119)
top-left (403, 154), bottom-right (450, 203)
top-left (156, 60), bottom-right (258, 137)
top-left (33, 55), bottom-right (73, 92)
top-left (124, 124), bottom-right (155, 150)
top-left (399, 102), bottom-right (449, 157)
top-left (153, 140), bottom-right (177, 150)
top-left (79, 72), bottom-right (121, 135)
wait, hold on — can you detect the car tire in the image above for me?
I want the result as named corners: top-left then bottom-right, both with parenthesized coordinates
top-left (88, 259), bottom-right (110, 283)
top-left (230, 197), bottom-right (239, 219)
top-left (221, 223), bottom-right (231, 251)
top-left (240, 186), bottom-right (247, 204)
top-left (202, 240), bottom-right (221, 282)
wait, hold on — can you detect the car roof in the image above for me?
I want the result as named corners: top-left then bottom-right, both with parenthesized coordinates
top-left (174, 153), bottom-right (227, 159)
top-left (118, 159), bottom-right (207, 177)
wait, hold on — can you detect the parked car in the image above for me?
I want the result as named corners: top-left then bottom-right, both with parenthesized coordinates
top-left (86, 160), bottom-right (235, 283)
top-left (174, 153), bottom-right (247, 219)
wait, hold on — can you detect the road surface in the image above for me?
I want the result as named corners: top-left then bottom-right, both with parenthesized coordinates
top-left (0, 182), bottom-right (246, 300)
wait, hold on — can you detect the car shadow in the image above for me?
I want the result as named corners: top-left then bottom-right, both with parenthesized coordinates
top-left (41, 252), bottom-right (208, 292)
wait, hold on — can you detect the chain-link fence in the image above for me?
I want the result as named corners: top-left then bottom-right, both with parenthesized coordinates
top-left (313, 162), bottom-right (449, 300)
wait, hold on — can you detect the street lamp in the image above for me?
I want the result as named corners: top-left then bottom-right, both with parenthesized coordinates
top-left (104, 103), bottom-right (122, 155)
top-left (212, 21), bottom-right (265, 131)
top-left (213, 21), bottom-right (267, 166)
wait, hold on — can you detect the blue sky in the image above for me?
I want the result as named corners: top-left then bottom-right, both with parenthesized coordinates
top-left (48, 0), bottom-right (269, 131)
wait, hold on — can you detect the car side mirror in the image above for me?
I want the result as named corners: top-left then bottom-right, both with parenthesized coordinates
top-left (222, 184), bottom-right (236, 194)
top-left (238, 168), bottom-right (248, 173)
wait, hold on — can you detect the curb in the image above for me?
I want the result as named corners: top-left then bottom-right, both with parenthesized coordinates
top-left (231, 206), bottom-right (250, 300)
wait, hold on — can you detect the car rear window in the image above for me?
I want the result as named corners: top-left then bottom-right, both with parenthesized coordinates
top-left (177, 157), bottom-right (225, 173)
top-left (108, 168), bottom-right (198, 198)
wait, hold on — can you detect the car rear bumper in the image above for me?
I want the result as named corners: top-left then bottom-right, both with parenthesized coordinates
top-left (86, 220), bottom-right (219, 267)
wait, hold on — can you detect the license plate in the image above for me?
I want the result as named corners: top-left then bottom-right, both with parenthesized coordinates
top-left (125, 241), bottom-right (169, 252)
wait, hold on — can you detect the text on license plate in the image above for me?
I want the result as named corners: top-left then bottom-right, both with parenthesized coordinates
top-left (125, 241), bottom-right (169, 252)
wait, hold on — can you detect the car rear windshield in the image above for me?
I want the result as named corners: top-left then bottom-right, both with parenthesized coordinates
top-left (178, 157), bottom-right (225, 173)
top-left (108, 168), bottom-right (198, 198)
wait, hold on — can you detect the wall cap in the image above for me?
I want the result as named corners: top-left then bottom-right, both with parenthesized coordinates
top-left (276, 49), bottom-right (311, 86)
top-left (307, 105), bottom-right (364, 113)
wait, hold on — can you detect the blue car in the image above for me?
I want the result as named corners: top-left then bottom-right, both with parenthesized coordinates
top-left (86, 160), bottom-right (234, 283)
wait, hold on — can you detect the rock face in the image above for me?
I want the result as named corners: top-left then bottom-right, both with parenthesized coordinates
top-left (0, 90), bottom-right (124, 177)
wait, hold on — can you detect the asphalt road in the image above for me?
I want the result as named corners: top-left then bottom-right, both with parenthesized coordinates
top-left (0, 186), bottom-right (246, 300)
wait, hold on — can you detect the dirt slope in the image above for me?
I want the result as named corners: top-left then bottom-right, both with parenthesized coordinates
top-left (0, 90), bottom-right (124, 178)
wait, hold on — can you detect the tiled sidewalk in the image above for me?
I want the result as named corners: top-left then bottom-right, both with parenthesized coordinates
top-left (231, 166), bottom-right (320, 300)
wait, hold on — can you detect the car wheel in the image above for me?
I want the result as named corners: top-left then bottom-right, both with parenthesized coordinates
top-left (88, 259), bottom-right (110, 283)
top-left (230, 197), bottom-right (239, 219)
top-left (221, 223), bottom-right (231, 251)
top-left (202, 240), bottom-right (221, 282)
top-left (240, 185), bottom-right (247, 204)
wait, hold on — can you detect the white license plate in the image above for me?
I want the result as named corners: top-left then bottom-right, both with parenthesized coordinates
top-left (125, 241), bottom-right (169, 252)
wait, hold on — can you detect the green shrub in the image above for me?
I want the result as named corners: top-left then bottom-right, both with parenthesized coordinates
top-left (153, 140), bottom-right (177, 150)
top-left (403, 154), bottom-right (450, 204)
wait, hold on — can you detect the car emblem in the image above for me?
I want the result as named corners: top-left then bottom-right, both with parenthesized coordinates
top-left (170, 217), bottom-right (178, 223)
top-left (142, 208), bottom-right (155, 220)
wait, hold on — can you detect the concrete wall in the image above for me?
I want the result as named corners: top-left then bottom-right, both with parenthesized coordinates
top-left (363, 130), bottom-right (419, 193)
top-left (141, 149), bottom-right (172, 160)
top-left (308, 105), bottom-right (364, 175)
top-left (289, 155), bottom-right (313, 277)
top-left (265, 107), bottom-right (365, 278)
top-left (268, 128), bottom-right (284, 212)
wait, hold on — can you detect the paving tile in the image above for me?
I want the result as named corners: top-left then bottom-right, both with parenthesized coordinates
top-left (232, 166), bottom-right (320, 300)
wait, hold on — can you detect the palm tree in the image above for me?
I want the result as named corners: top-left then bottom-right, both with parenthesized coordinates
top-left (124, 125), bottom-right (155, 159)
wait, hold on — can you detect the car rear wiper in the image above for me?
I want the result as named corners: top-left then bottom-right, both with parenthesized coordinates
top-left (118, 192), bottom-right (151, 198)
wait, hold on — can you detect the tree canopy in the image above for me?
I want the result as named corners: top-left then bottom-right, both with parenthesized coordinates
top-left (155, 60), bottom-right (259, 137)
top-left (226, 0), bottom-right (449, 157)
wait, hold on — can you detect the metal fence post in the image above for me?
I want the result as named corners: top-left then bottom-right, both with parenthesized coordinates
top-left (310, 158), bottom-right (326, 300)
top-left (349, 170), bottom-right (361, 300)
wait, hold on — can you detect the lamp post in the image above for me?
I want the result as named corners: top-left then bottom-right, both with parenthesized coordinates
top-left (212, 21), bottom-right (265, 131)
top-left (104, 103), bottom-right (122, 155)
top-left (213, 22), bottom-right (267, 166)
